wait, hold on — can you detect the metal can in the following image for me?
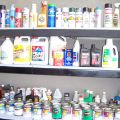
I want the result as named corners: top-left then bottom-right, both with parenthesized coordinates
top-left (0, 101), bottom-right (5, 114)
top-left (48, 4), bottom-right (56, 27)
top-left (23, 103), bottom-right (32, 117)
top-left (64, 49), bottom-right (73, 66)
top-left (52, 102), bottom-right (62, 119)
top-left (5, 9), bottom-right (10, 27)
top-left (15, 8), bottom-right (22, 27)
top-left (103, 107), bottom-right (113, 120)
top-left (72, 103), bottom-right (82, 120)
top-left (6, 100), bottom-right (14, 114)
top-left (62, 103), bottom-right (72, 120)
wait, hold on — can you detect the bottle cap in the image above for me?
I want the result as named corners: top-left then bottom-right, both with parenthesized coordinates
top-left (83, 7), bottom-right (89, 12)
top-left (89, 8), bottom-right (95, 12)
top-left (69, 7), bottom-right (75, 12)
top-left (62, 7), bottom-right (69, 12)
top-left (75, 8), bottom-right (83, 12)
top-left (105, 3), bottom-right (112, 8)
top-left (0, 5), bottom-right (6, 10)
top-left (48, 4), bottom-right (56, 7)
top-left (16, 8), bottom-right (22, 12)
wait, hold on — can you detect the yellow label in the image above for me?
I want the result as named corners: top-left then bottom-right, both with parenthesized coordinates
top-left (13, 45), bottom-right (30, 63)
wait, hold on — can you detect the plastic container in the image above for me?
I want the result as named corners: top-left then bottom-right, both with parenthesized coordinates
top-left (10, 4), bottom-right (15, 28)
top-left (102, 39), bottom-right (118, 68)
top-left (23, 8), bottom-right (29, 28)
top-left (56, 8), bottom-right (62, 28)
top-left (13, 36), bottom-right (31, 64)
top-left (31, 37), bottom-right (48, 65)
top-left (1, 37), bottom-right (13, 64)
top-left (53, 88), bottom-right (62, 102)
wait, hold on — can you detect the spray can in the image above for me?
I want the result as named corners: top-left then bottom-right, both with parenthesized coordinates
top-left (0, 5), bottom-right (6, 28)
top-left (5, 9), bottom-right (10, 28)
top-left (56, 8), bottom-right (62, 28)
top-left (95, 7), bottom-right (102, 28)
top-left (10, 4), bottom-right (15, 28)
top-left (104, 3), bottom-right (113, 28)
top-left (48, 4), bottom-right (56, 27)
top-left (15, 8), bottom-right (22, 27)
top-left (23, 8), bottom-right (29, 28)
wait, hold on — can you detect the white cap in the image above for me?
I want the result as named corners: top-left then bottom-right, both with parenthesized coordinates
top-left (62, 7), bottom-right (69, 12)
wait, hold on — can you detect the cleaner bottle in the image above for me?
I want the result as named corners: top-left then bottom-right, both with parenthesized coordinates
top-left (101, 91), bottom-right (107, 104)
top-left (73, 40), bottom-right (80, 67)
top-left (13, 36), bottom-right (31, 64)
top-left (10, 4), bottom-right (15, 28)
top-left (1, 37), bottom-right (13, 64)
top-left (38, 1), bottom-right (47, 27)
top-left (102, 39), bottom-right (118, 68)
top-left (30, 4), bottom-right (37, 28)
top-left (31, 37), bottom-right (49, 65)
top-left (53, 88), bottom-right (62, 102)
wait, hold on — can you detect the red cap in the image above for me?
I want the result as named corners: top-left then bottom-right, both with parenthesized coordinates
top-left (16, 8), bottom-right (22, 12)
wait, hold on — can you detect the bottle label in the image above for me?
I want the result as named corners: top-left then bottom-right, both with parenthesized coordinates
top-left (73, 52), bottom-right (79, 62)
top-left (32, 46), bottom-right (45, 61)
top-left (81, 52), bottom-right (90, 66)
top-left (23, 13), bottom-right (29, 28)
top-left (5, 12), bottom-right (10, 27)
top-left (68, 14), bottom-right (75, 28)
top-left (38, 14), bottom-right (46, 26)
top-left (91, 53), bottom-right (101, 66)
top-left (103, 49), bottom-right (110, 63)
top-left (75, 13), bottom-right (83, 28)
top-left (14, 45), bottom-right (30, 63)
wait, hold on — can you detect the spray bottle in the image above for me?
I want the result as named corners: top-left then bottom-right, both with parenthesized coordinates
top-left (10, 4), bottom-right (15, 28)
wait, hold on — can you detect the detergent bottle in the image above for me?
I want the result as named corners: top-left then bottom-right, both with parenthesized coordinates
top-left (49, 36), bottom-right (67, 66)
top-left (1, 37), bottom-right (13, 64)
top-left (13, 36), bottom-right (31, 64)
top-left (102, 39), bottom-right (118, 68)
top-left (31, 37), bottom-right (49, 65)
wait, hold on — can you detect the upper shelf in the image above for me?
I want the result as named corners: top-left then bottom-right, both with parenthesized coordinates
top-left (0, 28), bottom-right (120, 38)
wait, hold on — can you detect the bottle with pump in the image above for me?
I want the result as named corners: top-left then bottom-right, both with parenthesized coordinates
top-left (113, 3), bottom-right (120, 28)
top-left (10, 4), bottom-right (15, 28)
top-left (73, 40), bottom-right (80, 67)
top-left (30, 4), bottom-right (37, 28)
top-left (1, 37), bottom-right (13, 64)
top-left (102, 39), bottom-right (118, 68)
top-left (38, 1), bottom-right (47, 27)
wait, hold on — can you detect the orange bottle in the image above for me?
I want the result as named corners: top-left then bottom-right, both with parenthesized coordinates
top-left (38, 1), bottom-right (47, 27)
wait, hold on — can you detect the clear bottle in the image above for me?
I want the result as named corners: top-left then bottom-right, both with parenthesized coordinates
top-left (38, 1), bottom-right (47, 27)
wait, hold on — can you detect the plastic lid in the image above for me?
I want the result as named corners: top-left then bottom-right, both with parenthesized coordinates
top-left (16, 8), bottom-right (22, 12)
top-left (69, 7), bottom-right (75, 12)
top-left (83, 7), bottom-right (89, 12)
top-left (48, 4), bottom-right (56, 7)
top-left (105, 3), bottom-right (112, 8)
top-left (89, 8), bottom-right (95, 12)
top-left (62, 7), bottom-right (69, 12)
top-left (0, 5), bottom-right (6, 10)
top-left (96, 6), bottom-right (102, 10)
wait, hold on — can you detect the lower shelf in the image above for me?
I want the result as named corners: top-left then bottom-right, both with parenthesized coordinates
top-left (0, 64), bottom-right (120, 78)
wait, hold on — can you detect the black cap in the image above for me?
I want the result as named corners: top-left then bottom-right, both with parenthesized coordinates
top-left (69, 7), bottom-right (75, 12)
top-left (0, 5), bottom-right (6, 10)
top-left (83, 7), bottom-right (89, 12)
top-left (105, 3), bottom-right (112, 8)
top-left (75, 8), bottom-right (83, 12)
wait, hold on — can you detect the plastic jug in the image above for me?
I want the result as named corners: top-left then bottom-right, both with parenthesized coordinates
top-left (102, 39), bottom-right (118, 68)
top-left (31, 37), bottom-right (48, 65)
top-left (1, 37), bottom-right (13, 64)
top-left (13, 36), bottom-right (31, 64)
top-left (49, 36), bottom-right (67, 65)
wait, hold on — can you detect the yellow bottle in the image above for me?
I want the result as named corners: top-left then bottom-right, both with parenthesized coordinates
top-left (38, 1), bottom-right (47, 27)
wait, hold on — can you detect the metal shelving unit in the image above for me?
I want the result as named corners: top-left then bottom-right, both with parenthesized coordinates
top-left (0, 28), bottom-right (120, 78)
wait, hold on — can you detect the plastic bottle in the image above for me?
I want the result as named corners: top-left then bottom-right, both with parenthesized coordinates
top-left (101, 91), bottom-right (107, 104)
top-left (89, 8), bottom-right (95, 28)
top-left (113, 3), bottom-right (120, 28)
top-left (56, 8), bottom-right (62, 28)
top-left (13, 36), bottom-right (31, 64)
top-left (73, 91), bottom-right (79, 103)
top-left (95, 7), bottom-right (102, 28)
top-left (102, 39), bottom-right (118, 68)
top-left (38, 1), bottom-right (47, 27)
top-left (5, 9), bottom-right (10, 28)
top-left (23, 8), bottom-right (30, 28)
top-left (31, 37), bottom-right (49, 65)
top-left (73, 40), bottom-right (80, 67)
top-left (0, 5), bottom-right (6, 28)
top-left (9, 86), bottom-right (15, 101)
top-left (1, 37), bottom-right (13, 64)
top-left (10, 4), bottom-right (15, 28)
top-left (53, 88), bottom-right (62, 102)
top-left (30, 4), bottom-right (37, 28)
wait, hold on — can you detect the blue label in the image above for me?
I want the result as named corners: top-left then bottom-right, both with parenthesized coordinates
top-left (0, 12), bottom-right (2, 25)
top-left (5, 12), bottom-right (10, 26)
top-left (73, 52), bottom-right (79, 62)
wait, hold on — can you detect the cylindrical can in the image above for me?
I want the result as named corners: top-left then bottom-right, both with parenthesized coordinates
top-left (62, 103), bottom-right (72, 120)
top-left (103, 107), bottom-right (113, 120)
top-left (48, 4), bottom-right (56, 27)
top-left (5, 9), bottom-right (10, 27)
top-left (75, 8), bottom-right (83, 28)
top-left (23, 8), bottom-right (29, 28)
top-left (68, 7), bottom-right (76, 28)
top-left (104, 3), bottom-right (113, 28)
top-left (62, 7), bottom-right (69, 28)
top-left (52, 102), bottom-right (62, 119)
top-left (56, 8), bottom-right (62, 28)
top-left (6, 100), bottom-right (14, 115)
top-left (95, 7), bottom-right (102, 28)
top-left (82, 105), bottom-right (93, 120)
top-left (0, 101), bottom-right (5, 114)
top-left (0, 5), bottom-right (6, 28)
top-left (15, 8), bottom-right (22, 27)
top-left (63, 49), bottom-right (73, 66)
top-left (72, 103), bottom-right (82, 120)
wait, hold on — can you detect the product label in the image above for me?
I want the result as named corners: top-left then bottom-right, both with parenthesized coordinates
top-left (81, 52), bottom-right (90, 66)
top-left (32, 46), bottom-right (45, 61)
top-left (73, 52), bottom-right (79, 62)
top-left (83, 13), bottom-right (89, 28)
top-left (62, 12), bottom-right (69, 28)
top-left (103, 49), bottom-right (110, 63)
top-left (0, 12), bottom-right (2, 26)
top-left (5, 12), bottom-right (10, 27)
top-left (23, 13), bottom-right (29, 27)
top-left (14, 45), bottom-right (30, 63)
top-left (38, 14), bottom-right (46, 26)
top-left (75, 14), bottom-right (83, 28)
top-left (91, 53), bottom-right (101, 66)
top-left (113, 14), bottom-right (118, 27)
top-left (68, 14), bottom-right (75, 28)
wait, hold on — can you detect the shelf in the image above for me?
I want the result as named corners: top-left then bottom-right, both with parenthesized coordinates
top-left (0, 28), bottom-right (120, 38)
top-left (0, 64), bottom-right (120, 78)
